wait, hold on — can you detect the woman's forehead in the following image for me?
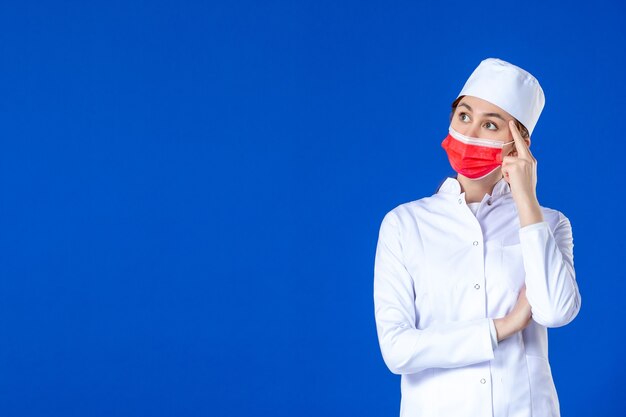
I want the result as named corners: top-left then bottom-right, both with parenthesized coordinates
top-left (458, 95), bottom-right (514, 120)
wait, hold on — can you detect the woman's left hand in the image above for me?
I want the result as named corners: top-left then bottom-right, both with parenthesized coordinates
top-left (501, 120), bottom-right (545, 227)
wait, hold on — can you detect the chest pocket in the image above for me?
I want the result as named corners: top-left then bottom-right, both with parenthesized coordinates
top-left (485, 240), bottom-right (526, 294)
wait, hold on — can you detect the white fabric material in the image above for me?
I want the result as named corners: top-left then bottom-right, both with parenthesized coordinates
top-left (468, 202), bottom-right (499, 350)
top-left (458, 58), bottom-right (545, 136)
top-left (488, 318), bottom-right (497, 350)
top-left (449, 125), bottom-right (515, 149)
top-left (467, 202), bottom-right (499, 350)
top-left (373, 176), bottom-right (581, 417)
top-left (467, 201), bottom-right (481, 215)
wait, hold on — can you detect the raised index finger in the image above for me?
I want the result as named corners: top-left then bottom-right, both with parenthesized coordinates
top-left (508, 120), bottom-right (531, 158)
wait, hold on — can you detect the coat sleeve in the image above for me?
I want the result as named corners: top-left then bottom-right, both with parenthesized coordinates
top-left (373, 211), bottom-right (495, 375)
top-left (519, 213), bottom-right (581, 328)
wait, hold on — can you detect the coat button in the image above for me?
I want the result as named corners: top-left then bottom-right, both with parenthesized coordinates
top-left (480, 378), bottom-right (486, 384)
top-left (458, 198), bottom-right (462, 204)
top-left (487, 199), bottom-right (492, 206)
top-left (474, 284), bottom-right (480, 290)
top-left (473, 241), bottom-right (479, 246)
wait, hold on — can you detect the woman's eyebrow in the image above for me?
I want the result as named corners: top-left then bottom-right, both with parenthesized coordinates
top-left (483, 112), bottom-right (506, 121)
top-left (458, 102), bottom-right (505, 121)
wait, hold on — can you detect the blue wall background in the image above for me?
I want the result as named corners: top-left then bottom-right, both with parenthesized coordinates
top-left (1, 1), bottom-right (624, 416)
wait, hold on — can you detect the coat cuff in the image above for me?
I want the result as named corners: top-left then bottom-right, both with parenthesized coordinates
top-left (519, 220), bottom-right (549, 234)
top-left (488, 319), bottom-right (498, 350)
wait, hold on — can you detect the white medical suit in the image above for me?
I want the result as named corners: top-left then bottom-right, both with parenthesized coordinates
top-left (373, 176), bottom-right (581, 417)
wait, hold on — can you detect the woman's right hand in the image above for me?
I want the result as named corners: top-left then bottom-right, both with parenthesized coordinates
top-left (494, 286), bottom-right (532, 342)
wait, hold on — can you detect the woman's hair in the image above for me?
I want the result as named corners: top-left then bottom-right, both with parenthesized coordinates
top-left (449, 96), bottom-right (530, 139)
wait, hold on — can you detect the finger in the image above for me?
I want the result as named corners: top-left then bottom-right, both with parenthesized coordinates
top-left (500, 165), bottom-right (510, 182)
top-left (508, 120), bottom-right (532, 159)
top-left (502, 155), bottom-right (518, 164)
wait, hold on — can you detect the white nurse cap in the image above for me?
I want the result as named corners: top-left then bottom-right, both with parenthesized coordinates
top-left (457, 58), bottom-right (545, 136)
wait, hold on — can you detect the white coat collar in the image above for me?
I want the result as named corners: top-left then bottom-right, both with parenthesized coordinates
top-left (436, 176), bottom-right (511, 198)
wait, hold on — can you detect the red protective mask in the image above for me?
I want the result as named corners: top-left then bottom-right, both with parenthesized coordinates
top-left (441, 126), bottom-right (514, 180)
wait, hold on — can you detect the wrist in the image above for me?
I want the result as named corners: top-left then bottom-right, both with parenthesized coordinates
top-left (493, 317), bottom-right (510, 342)
top-left (513, 193), bottom-right (540, 211)
top-left (515, 198), bottom-right (544, 227)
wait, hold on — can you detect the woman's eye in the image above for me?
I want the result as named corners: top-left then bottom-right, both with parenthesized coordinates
top-left (484, 121), bottom-right (498, 130)
top-left (459, 112), bottom-right (470, 122)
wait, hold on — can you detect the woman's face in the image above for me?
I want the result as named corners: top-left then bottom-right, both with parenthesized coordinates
top-left (450, 95), bottom-right (524, 155)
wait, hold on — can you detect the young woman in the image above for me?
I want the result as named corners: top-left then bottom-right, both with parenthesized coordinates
top-left (373, 58), bottom-right (581, 417)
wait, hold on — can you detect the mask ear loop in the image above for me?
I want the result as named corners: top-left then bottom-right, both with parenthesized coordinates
top-left (500, 140), bottom-right (516, 161)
